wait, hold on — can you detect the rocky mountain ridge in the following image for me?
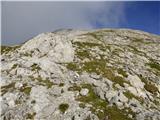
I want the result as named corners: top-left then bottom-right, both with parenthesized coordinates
top-left (1, 29), bottom-right (160, 120)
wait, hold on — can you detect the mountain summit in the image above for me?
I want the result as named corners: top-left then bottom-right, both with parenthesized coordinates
top-left (1, 29), bottom-right (160, 120)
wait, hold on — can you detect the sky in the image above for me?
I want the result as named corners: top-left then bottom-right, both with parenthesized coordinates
top-left (1, 1), bottom-right (160, 45)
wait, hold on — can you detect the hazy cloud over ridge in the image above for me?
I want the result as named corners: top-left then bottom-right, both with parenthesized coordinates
top-left (2, 2), bottom-right (125, 45)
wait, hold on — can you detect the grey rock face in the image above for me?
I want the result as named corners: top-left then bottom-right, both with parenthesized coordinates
top-left (1, 29), bottom-right (160, 120)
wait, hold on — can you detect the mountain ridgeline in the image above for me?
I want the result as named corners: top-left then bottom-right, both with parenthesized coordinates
top-left (1, 29), bottom-right (160, 120)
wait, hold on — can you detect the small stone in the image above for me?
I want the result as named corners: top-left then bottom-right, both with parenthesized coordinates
top-left (128, 114), bottom-right (133, 118)
top-left (8, 100), bottom-right (15, 107)
top-left (15, 82), bottom-right (23, 88)
top-left (119, 92), bottom-right (128, 103)
top-left (127, 75), bottom-right (144, 89)
top-left (157, 85), bottom-right (160, 93)
top-left (90, 73), bottom-right (101, 80)
top-left (80, 89), bottom-right (89, 96)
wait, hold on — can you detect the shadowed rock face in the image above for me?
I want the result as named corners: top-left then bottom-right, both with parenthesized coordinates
top-left (1, 29), bottom-right (160, 120)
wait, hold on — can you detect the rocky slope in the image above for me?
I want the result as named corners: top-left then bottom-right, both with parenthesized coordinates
top-left (1, 29), bottom-right (160, 120)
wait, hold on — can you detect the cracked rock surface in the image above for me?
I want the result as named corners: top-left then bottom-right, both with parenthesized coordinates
top-left (1, 29), bottom-right (160, 120)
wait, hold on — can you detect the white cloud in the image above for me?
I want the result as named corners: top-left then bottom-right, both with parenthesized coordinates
top-left (2, 2), bottom-right (125, 45)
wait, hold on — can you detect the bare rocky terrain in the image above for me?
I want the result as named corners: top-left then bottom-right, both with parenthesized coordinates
top-left (1, 29), bottom-right (160, 120)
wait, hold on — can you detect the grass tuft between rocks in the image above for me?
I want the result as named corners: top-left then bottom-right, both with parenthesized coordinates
top-left (144, 83), bottom-right (158, 95)
top-left (67, 59), bottom-right (130, 87)
top-left (1, 45), bottom-right (20, 54)
top-left (31, 63), bottom-right (41, 71)
top-left (76, 84), bottom-right (108, 119)
top-left (106, 105), bottom-right (134, 120)
top-left (117, 68), bottom-right (128, 78)
top-left (26, 112), bottom-right (36, 119)
top-left (76, 83), bottom-right (133, 120)
top-left (123, 91), bottom-right (144, 104)
top-left (1, 82), bottom-right (15, 95)
top-left (139, 75), bottom-right (158, 95)
top-left (67, 41), bottom-right (130, 87)
top-left (68, 84), bottom-right (81, 92)
top-left (11, 64), bottom-right (19, 69)
top-left (59, 103), bottom-right (69, 114)
top-left (33, 76), bottom-right (55, 89)
top-left (147, 59), bottom-right (160, 71)
top-left (20, 85), bottom-right (32, 95)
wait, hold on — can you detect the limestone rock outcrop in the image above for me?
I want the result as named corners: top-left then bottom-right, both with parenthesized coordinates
top-left (1, 29), bottom-right (160, 120)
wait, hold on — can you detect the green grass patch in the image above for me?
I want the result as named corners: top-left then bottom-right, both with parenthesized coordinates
top-left (73, 41), bottom-right (102, 49)
top-left (59, 83), bottom-right (64, 87)
top-left (1, 45), bottom-right (20, 54)
top-left (66, 63), bottom-right (80, 71)
top-left (67, 59), bottom-right (129, 87)
top-left (82, 60), bottom-right (129, 87)
top-left (1, 82), bottom-right (15, 95)
top-left (83, 32), bottom-right (103, 40)
top-left (132, 38), bottom-right (152, 44)
top-left (144, 83), bottom-right (158, 95)
top-left (77, 84), bottom-right (99, 102)
top-left (123, 91), bottom-right (144, 104)
top-left (76, 84), bottom-right (108, 119)
top-left (68, 84), bottom-right (81, 91)
top-left (67, 41), bottom-right (130, 87)
top-left (139, 75), bottom-right (158, 95)
top-left (123, 91), bottom-right (136, 100)
top-left (128, 45), bottom-right (145, 56)
top-left (31, 63), bottom-right (41, 71)
top-left (76, 83), bottom-right (133, 120)
top-left (20, 86), bottom-right (32, 95)
top-left (30, 76), bottom-right (55, 88)
top-left (128, 45), bottom-right (140, 53)
top-left (106, 105), bottom-right (133, 120)
top-left (73, 41), bottom-right (104, 60)
top-left (26, 112), bottom-right (36, 119)
top-left (35, 77), bottom-right (54, 88)
top-left (79, 103), bottom-right (86, 108)
top-left (23, 52), bottom-right (32, 57)
top-left (153, 99), bottom-right (160, 106)
top-left (132, 38), bottom-right (144, 43)
top-left (112, 76), bottom-right (129, 87)
top-left (11, 64), bottom-right (19, 69)
top-left (23, 87), bottom-right (31, 95)
top-left (59, 103), bottom-right (69, 113)
top-left (82, 59), bottom-right (107, 75)
top-left (31, 100), bottom-right (36, 104)
top-left (83, 59), bottom-right (124, 86)
top-left (15, 99), bottom-right (22, 105)
top-left (76, 50), bottom-right (91, 60)
top-left (147, 60), bottom-right (160, 71)
top-left (118, 68), bottom-right (128, 78)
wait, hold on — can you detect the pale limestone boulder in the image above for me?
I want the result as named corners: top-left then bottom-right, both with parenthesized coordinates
top-left (30, 86), bottom-right (50, 113)
top-left (127, 75), bottom-right (144, 89)
top-left (119, 92), bottom-right (128, 103)
top-left (105, 90), bottom-right (117, 102)
top-left (80, 88), bottom-right (89, 96)
top-left (0, 99), bottom-right (8, 115)
top-left (15, 82), bottom-right (23, 89)
top-left (20, 33), bottom-right (74, 63)
top-left (5, 93), bottom-right (17, 108)
top-left (158, 85), bottom-right (160, 93)
top-left (128, 86), bottom-right (138, 96)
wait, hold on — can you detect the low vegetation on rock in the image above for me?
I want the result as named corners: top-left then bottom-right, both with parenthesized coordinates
top-left (59, 103), bottom-right (69, 113)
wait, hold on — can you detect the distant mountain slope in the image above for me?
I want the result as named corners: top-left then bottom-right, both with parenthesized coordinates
top-left (1, 29), bottom-right (160, 120)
